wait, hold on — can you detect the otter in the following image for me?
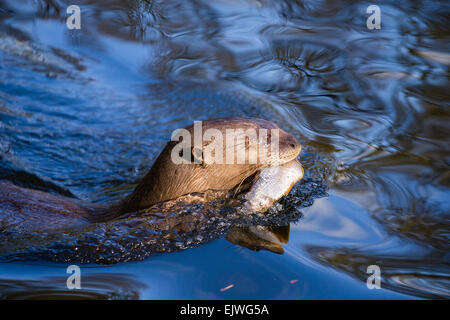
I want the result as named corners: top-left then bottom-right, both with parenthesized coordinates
top-left (116, 117), bottom-right (301, 213)
top-left (0, 117), bottom-right (303, 262)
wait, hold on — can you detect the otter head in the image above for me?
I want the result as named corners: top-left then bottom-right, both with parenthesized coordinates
top-left (118, 117), bottom-right (301, 213)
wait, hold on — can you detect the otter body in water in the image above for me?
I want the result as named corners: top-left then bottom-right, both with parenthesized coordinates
top-left (0, 117), bottom-right (304, 263)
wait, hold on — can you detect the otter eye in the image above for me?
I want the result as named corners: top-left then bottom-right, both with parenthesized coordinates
top-left (290, 143), bottom-right (295, 148)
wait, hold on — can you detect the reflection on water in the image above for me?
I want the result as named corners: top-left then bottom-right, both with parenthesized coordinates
top-left (307, 246), bottom-right (450, 299)
top-left (226, 225), bottom-right (290, 254)
top-left (0, 273), bottom-right (145, 299)
top-left (0, 0), bottom-right (449, 299)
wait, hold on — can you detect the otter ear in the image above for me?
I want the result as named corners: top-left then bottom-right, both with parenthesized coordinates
top-left (191, 147), bottom-right (207, 167)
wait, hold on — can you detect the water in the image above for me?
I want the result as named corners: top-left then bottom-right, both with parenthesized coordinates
top-left (0, 0), bottom-right (449, 299)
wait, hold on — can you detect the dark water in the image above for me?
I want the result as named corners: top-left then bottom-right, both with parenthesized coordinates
top-left (0, 0), bottom-right (449, 299)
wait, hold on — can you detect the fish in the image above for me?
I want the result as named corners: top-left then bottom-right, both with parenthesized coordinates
top-left (245, 158), bottom-right (304, 213)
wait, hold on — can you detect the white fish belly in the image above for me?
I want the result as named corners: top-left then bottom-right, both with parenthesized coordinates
top-left (244, 159), bottom-right (304, 212)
